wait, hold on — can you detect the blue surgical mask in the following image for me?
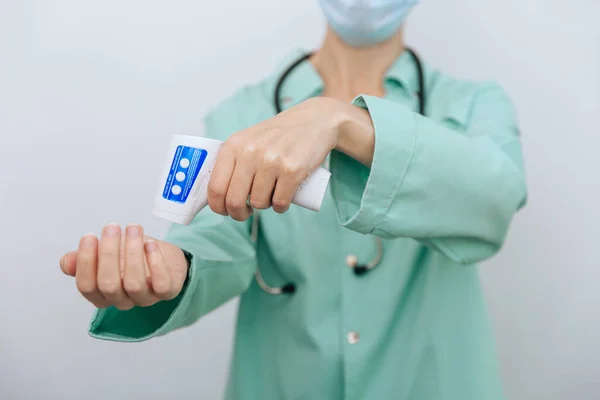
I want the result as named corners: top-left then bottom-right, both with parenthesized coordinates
top-left (318, 0), bottom-right (419, 47)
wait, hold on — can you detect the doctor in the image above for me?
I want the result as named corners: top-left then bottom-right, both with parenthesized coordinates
top-left (59, 0), bottom-right (527, 399)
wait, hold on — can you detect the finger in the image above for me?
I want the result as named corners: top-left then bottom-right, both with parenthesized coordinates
top-left (60, 252), bottom-right (77, 276)
top-left (272, 164), bottom-right (307, 214)
top-left (97, 223), bottom-right (135, 310)
top-left (75, 234), bottom-right (111, 308)
top-left (145, 240), bottom-right (177, 300)
top-left (249, 161), bottom-right (277, 210)
top-left (225, 160), bottom-right (254, 221)
top-left (123, 224), bottom-right (158, 307)
top-left (207, 145), bottom-right (236, 215)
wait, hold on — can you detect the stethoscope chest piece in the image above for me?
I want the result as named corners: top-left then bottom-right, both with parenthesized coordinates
top-left (345, 236), bottom-right (384, 276)
top-left (251, 207), bottom-right (384, 295)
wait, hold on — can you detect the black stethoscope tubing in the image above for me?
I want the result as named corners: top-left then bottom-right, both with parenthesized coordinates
top-left (254, 47), bottom-right (427, 295)
top-left (274, 47), bottom-right (426, 115)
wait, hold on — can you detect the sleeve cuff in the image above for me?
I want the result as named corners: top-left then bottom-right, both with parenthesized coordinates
top-left (330, 95), bottom-right (417, 234)
top-left (87, 250), bottom-right (197, 342)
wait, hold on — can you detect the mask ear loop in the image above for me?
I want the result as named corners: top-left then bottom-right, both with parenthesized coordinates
top-left (251, 210), bottom-right (296, 294)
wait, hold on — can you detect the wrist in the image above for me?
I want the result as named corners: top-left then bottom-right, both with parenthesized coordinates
top-left (333, 102), bottom-right (375, 167)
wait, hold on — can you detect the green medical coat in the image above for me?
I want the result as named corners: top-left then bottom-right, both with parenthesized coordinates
top-left (88, 49), bottom-right (527, 400)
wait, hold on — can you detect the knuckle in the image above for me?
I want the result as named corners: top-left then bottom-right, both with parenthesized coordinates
top-left (281, 160), bottom-right (303, 176)
top-left (262, 150), bottom-right (281, 168)
top-left (98, 244), bottom-right (118, 259)
top-left (124, 241), bottom-right (143, 256)
top-left (97, 279), bottom-right (121, 297)
top-left (231, 213), bottom-right (249, 222)
top-left (272, 198), bottom-right (289, 211)
top-left (207, 183), bottom-right (226, 200)
top-left (225, 197), bottom-right (245, 212)
top-left (208, 203), bottom-right (226, 216)
top-left (76, 280), bottom-right (97, 296)
top-left (153, 281), bottom-right (172, 299)
top-left (240, 142), bottom-right (259, 158)
top-left (123, 278), bottom-right (145, 296)
top-left (224, 135), bottom-right (247, 155)
top-left (77, 252), bottom-right (94, 265)
top-left (228, 206), bottom-right (251, 221)
top-left (225, 134), bottom-right (243, 148)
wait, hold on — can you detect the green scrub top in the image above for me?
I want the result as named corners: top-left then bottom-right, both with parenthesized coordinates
top-left (88, 48), bottom-right (527, 400)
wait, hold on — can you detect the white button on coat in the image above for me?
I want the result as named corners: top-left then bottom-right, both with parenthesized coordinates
top-left (347, 331), bottom-right (360, 344)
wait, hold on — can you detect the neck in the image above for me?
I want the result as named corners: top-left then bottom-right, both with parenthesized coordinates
top-left (311, 26), bottom-right (406, 102)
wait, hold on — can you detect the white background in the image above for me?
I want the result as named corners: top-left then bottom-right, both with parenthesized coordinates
top-left (1, 1), bottom-right (599, 399)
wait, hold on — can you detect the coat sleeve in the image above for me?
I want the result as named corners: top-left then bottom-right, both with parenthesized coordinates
top-left (88, 96), bottom-right (258, 342)
top-left (329, 83), bottom-right (528, 265)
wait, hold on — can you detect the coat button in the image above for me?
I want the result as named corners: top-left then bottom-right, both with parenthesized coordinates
top-left (345, 254), bottom-right (358, 268)
top-left (347, 331), bottom-right (360, 344)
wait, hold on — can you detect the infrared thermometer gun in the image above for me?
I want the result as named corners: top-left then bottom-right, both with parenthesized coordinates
top-left (152, 134), bottom-right (331, 225)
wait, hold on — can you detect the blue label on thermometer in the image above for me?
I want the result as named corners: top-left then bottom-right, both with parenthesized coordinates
top-left (162, 145), bottom-right (208, 203)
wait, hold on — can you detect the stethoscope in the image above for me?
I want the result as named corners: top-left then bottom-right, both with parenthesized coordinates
top-left (252, 47), bottom-right (426, 295)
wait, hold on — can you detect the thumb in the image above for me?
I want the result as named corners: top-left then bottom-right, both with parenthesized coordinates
top-left (60, 252), bottom-right (77, 276)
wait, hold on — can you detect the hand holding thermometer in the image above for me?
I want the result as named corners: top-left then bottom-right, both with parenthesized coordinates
top-left (152, 134), bottom-right (331, 225)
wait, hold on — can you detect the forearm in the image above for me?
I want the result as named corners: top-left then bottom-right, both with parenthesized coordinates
top-left (328, 92), bottom-right (527, 264)
top-left (88, 215), bottom-right (256, 342)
